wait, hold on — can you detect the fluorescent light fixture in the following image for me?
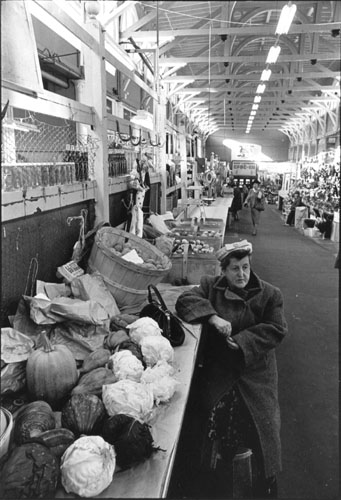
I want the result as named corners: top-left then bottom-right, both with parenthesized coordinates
top-left (130, 110), bottom-right (154, 130)
top-left (260, 69), bottom-right (272, 81)
top-left (256, 84), bottom-right (266, 94)
top-left (275, 3), bottom-right (297, 35)
top-left (245, 130), bottom-right (250, 134)
top-left (266, 45), bottom-right (281, 64)
top-left (252, 104), bottom-right (259, 110)
top-left (250, 111), bottom-right (257, 116)
top-left (254, 96), bottom-right (262, 103)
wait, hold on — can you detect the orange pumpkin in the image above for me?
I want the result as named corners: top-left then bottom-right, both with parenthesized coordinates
top-left (26, 333), bottom-right (79, 409)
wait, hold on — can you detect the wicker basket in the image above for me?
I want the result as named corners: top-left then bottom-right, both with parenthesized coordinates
top-left (89, 227), bottom-right (172, 291)
top-left (88, 263), bottom-right (148, 311)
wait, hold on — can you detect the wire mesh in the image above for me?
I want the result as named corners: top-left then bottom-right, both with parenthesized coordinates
top-left (1, 112), bottom-right (99, 191)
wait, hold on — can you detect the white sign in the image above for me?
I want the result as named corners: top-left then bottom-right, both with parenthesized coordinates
top-left (231, 143), bottom-right (262, 161)
top-left (231, 161), bottom-right (257, 177)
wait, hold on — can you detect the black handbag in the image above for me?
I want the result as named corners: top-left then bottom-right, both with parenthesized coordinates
top-left (139, 284), bottom-right (186, 347)
top-left (255, 196), bottom-right (265, 211)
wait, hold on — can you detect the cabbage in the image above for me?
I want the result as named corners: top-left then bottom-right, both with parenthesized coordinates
top-left (102, 414), bottom-right (160, 470)
top-left (141, 361), bottom-right (178, 404)
top-left (108, 350), bottom-right (144, 382)
top-left (126, 317), bottom-right (162, 344)
top-left (60, 435), bottom-right (116, 498)
top-left (140, 335), bottom-right (174, 366)
top-left (102, 380), bottom-right (154, 422)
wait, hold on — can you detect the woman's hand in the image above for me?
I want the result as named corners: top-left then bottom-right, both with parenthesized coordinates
top-left (208, 315), bottom-right (239, 349)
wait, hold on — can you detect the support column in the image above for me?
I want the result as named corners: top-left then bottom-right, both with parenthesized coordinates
top-left (78, 24), bottom-right (109, 224)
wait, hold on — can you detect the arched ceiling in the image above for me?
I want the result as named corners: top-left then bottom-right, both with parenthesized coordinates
top-left (117, 0), bottom-right (341, 138)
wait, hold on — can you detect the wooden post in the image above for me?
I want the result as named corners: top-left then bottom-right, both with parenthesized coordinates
top-left (179, 125), bottom-right (187, 210)
top-left (77, 22), bottom-right (109, 224)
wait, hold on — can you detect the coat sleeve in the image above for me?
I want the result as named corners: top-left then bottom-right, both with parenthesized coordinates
top-left (233, 286), bottom-right (288, 368)
top-left (175, 276), bottom-right (218, 323)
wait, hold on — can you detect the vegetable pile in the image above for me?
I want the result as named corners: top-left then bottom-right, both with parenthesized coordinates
top-left (109, 240), bottom-right (170, 271)
top-left (0, 314), bottom-right (179, 498)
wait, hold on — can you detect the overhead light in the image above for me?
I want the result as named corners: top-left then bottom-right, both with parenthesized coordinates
top-left (256, 84), bottom-right (266, 94)
top-left (254, 95), bottom-right (262, 103)
top-left (252, 104), bottom-right (259, 110)
top-left (266, 45), bottom-right (281, 64)
top-left (250, 110), bottom-right (257, 116)
top-left (275, 3), bottom-right (297, 35)
top-left (130, 110), bottom-right (154, 130)
top-left (260, 69), bottom-right (272, 81)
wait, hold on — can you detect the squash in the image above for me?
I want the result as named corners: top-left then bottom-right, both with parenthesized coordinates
top-left (27, 428), bottom-right (76, 458)
top-left (26, 332), bottom-right (79, 410)
top-left (61, 394), bottom-right (106, 436)
top-left (80, 348), bottom-right (111, 374)
top-left (13, 401), bottom-right (55, 445)
top-left (72, 367), bottom-right (117, 397)
top-left (104, 330), bottom-right (130, 351)
top-left (0, 442), bottom-right (59, 498)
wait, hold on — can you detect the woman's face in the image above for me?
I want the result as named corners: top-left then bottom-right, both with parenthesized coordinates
top-left (224, 256), bottom-right (251, 289)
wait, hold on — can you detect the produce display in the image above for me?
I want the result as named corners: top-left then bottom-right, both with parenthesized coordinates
top-left (171, 227), bottom-right (222, 254)
top-left (0, 315), bottom-right (180, 498)
top-left (108, 240), bottom-right (170, 271)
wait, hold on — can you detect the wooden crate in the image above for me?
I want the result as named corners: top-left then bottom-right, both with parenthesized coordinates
top-left (162, 251), bottom-right (220, 285)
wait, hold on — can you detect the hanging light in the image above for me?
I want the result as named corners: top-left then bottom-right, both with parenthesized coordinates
top-left (266, 45), bottom-right (281, 64)
top-left (252, 104), bottom-right (259, 110)
top-left (260, 69), bottom-right (272, 81)
top-left (256, 84), bottom-right (266, 94)
top-left (254, 95), bottom-right (262, 103)
top-left (250, 111), bottom-right (257, 116)
top-left (275, 2), bottom-right (297, 35)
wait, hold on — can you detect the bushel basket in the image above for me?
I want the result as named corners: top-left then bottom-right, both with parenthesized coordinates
top-left (88, 227), bottom-right (172, 291)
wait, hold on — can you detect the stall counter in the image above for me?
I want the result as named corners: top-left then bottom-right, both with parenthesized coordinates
top-left (56, 284), bottom-right (201, 499)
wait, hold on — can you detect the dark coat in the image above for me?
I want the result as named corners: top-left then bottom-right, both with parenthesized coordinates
top-left (175, 271), bottom-right (288, 477)
top-left (230, 186), bottom-right (243, 213)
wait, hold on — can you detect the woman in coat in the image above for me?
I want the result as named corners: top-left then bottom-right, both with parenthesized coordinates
top-left (175, 240), bottom-right (288, 498)
top-left (244, 180), bottom-right (265, 235)
top-left (230, 183), bottom-right (243, 220)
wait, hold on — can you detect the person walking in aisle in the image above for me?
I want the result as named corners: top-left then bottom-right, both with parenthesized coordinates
top-left (244, 180), bottom-right (265, 235)
top-left (242, 183), bottom-right (249, 203)
top-left (175, 240), bottom-right (288, 498)
top-left (230, 183), bottom-right (243, 220)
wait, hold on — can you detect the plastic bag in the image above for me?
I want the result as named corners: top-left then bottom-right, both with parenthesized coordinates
top-left (1, 328), bottom-right (35, 363)
top-left (1, 362), bottom-right (27, 394)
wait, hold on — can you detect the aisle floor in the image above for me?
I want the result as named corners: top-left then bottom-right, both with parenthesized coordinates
top-left (168, 199), bottom-right (339, 500)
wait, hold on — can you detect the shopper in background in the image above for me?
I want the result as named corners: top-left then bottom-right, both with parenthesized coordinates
top-left (283, 191), bottom-right (303, 226)
top-left (175, 240), bottom-right (288, 498)
top-left (244, 180), bottom-right (265, 235)
top-left (242, 183), bottom-right (249, 203)
top-left (230, 183), bottom-right (243, 220)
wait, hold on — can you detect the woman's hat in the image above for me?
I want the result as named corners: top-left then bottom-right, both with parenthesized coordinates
top-left (216, 239), bottom-right (253, 262)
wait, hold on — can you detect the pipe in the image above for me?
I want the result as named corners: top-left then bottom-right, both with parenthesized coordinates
top-left (41, 70), bottom-right (69, 89)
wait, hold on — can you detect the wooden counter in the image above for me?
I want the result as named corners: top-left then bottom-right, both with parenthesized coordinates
top-left (56, 284), bottom-right (201, 499)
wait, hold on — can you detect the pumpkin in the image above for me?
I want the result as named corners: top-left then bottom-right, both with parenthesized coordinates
top-left (26, 332), bottom-right (79, 410)
top-left (13, 401), bottom-right (56, 446)
top-left (61, 393), bottom-right (106, 436)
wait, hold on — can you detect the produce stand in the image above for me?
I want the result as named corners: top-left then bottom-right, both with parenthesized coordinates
top-left (55, 284), bottom-right (201, 499)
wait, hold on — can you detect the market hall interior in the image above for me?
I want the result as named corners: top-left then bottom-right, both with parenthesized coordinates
top-left (168, 199), bottom-right (339, 500)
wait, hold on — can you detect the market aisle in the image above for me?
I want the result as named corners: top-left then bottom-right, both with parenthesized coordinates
top-left (225, 202), bottom-right (339, 499)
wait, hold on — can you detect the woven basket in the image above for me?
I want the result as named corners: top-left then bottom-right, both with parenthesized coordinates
top-left (88, 263), bottom-right (148, 311)
top-left (89, 227), bottom-right (172, 291)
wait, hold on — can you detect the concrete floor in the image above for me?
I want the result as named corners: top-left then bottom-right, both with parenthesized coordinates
top-left (168, 199), bottom-right (339, 499)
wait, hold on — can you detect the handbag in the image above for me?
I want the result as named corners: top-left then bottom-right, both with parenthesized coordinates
top-left (139, 284), bottom-right (186, 347)
top-left (254, 195), bottom-right (265, 211)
